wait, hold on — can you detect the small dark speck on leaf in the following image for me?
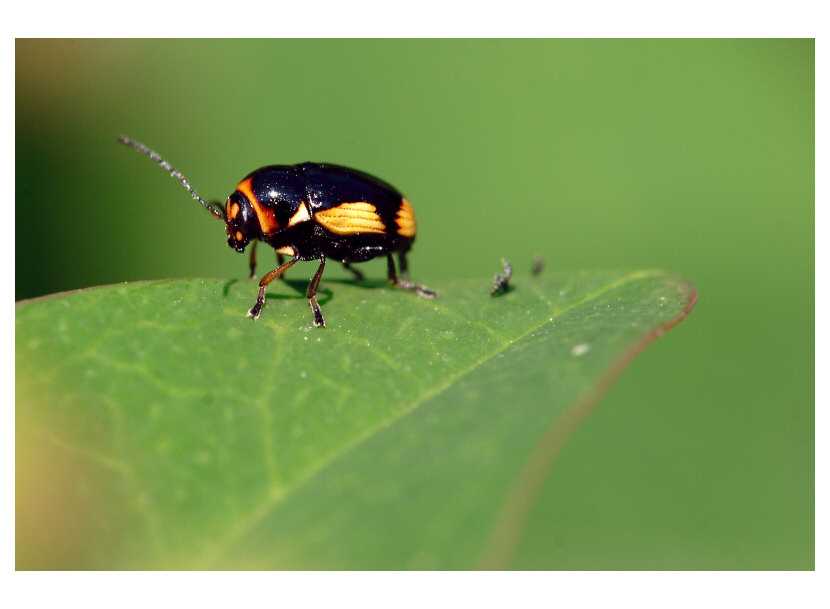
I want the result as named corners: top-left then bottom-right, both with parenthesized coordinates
top-left (491, 258), bottom-right (513, 297)
top-left (531, 255), bottom-right (545, 276)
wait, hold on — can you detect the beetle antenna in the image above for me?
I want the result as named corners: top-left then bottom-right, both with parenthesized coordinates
top-left (118, 135), bottom-right (225, 221)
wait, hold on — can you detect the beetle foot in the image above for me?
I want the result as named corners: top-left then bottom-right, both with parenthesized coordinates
top-left (310, 298), bottom-right (326, 328)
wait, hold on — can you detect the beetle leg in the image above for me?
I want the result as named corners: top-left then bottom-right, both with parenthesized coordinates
top-left (398, 252), bottom-right (409, 279)
top-left (341, 261), bottom-right (365, 282)
top-left (248, 240), bottom-right (258, 279)
top-left (387, 253), bottom-right (437, 298)
top-left (307, 257), bottom-right (327, 328)
top-left (276, 253), bottom-right (288, 281)
top-left (247, 256), bottom-right (299, 320)
top-left (386, 253), bottom-right (397, 283)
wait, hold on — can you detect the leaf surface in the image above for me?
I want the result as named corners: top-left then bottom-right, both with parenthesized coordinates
top-left (16, 271), bottom-right (695, 569)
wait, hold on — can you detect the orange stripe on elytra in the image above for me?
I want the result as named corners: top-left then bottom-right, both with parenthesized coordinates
top-left (315, 202), bottom-right (386, 235)
top-left (396, 198), bottom-right (416, 237)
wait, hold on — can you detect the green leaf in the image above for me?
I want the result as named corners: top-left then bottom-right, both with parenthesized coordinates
top-left (16, 270), bottom-right (695, 570)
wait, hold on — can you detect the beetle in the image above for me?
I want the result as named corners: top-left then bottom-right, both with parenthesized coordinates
top-left (118, 136), bottom-right (436, 327)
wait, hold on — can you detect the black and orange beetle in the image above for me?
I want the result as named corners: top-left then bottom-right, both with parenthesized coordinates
top-left (118, 136), bottom-right (436, 327)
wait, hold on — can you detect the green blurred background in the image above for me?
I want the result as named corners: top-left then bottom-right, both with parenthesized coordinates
top-left (16, 39), bottom-right (813, 569)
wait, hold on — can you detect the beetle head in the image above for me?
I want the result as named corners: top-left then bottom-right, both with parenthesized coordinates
top-left (225, 191), bottom-right (260, 253)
